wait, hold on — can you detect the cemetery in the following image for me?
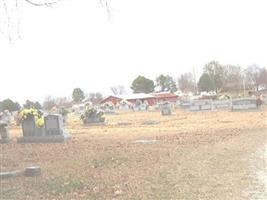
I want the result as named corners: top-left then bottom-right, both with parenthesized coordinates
top-left (0, 104), bottom-right (266, 199)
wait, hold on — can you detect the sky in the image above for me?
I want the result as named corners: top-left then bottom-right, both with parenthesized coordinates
top-left (0, 0), bottom-right (267, 103)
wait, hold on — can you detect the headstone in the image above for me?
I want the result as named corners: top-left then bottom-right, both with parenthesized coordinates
top-left (161, 102), bottom-right (172, 115)
top-left (134, 139), bottom-right (157, 144)
top-left (231, 98), bottom-right (257, 111)
top-left (142, 120), bottom-right (160, 125)
top-left (133, 104), bottom-right (148, 111)
top-left (0, 122), bottom-right (10, 143)
top-left (25, 166), bottom-right (41, 177)
top-left (18, 114), bottom-right (71, 143)
top-left (180, 100), bottom-right (190, 108)
top-left (21, 115), bottom-right (36, 137)
top-left (45, 114), bottom-right (64, 136)
top-left (190, 100), bottom-right (212, 111)
top-left (117, 121), bottom-right (132, 126)
top-left (212, 100), bottom-right (231, 109)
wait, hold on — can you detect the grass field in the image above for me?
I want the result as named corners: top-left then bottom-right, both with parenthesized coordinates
top-left (1, 108), bottom-right (267, 200)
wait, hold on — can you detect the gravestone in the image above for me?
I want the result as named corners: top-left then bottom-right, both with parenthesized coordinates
top-left (0, 111), bottom-right (12, 143)
top-left (25, 166), bottom-right (41, 177)
top-left (21, 115), bottom-right (36, 137)
top-left (81, 108), bottom-right (106, 125)
top-left (161, 102), bottom-right (172, 115)
top-left (45, 114), bottom-right (64, 135)
top-left (0, 122), bottom-right (10, 143)
top-left (180, 100), bottom-right (190, 108)
top-left (190, 100), bottom-right (212, 111)
top-left (18, 114), bottom-right (71, 143)
top-left (142, 120), bottom-right (160, 125)
top-left (231, 98), bottom-right (257, 111)
top-left (133, 104), bottom-right (148, 111)
top-left (212, 100), bottom-right (231, 110)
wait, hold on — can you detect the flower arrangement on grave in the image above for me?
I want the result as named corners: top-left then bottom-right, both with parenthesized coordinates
top-left (101, 102), bottom-right (115, 110)
top-left (80, 107), bottom-right (105, 124)
top-left (19, 108), bottom-right (45, 128)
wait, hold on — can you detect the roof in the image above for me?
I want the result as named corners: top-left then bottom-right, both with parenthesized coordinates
top-left (118, 93), bottom-right (154, 100)
top-left (151, 92), bottom-right (178, 98)
top-left (101, 92), bottom-right (178, 103)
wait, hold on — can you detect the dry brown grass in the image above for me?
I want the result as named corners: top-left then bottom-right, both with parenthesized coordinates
top-left (1, 108), bottom-right (266, 200)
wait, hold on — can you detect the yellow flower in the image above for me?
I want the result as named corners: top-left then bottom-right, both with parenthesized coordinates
top-left (36, 117), bottom-right (44, 128)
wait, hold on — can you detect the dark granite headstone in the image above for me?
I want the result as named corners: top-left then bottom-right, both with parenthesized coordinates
top-left (18, 114), bottom-right (71, 143)
top-left (45, 114), bottom-right (63, 136)
top-left (21, 115), bottom-right (36, 137)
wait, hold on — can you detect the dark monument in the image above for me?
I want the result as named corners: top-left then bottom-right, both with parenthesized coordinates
top-left (17, 114), bottom-right (71, 143)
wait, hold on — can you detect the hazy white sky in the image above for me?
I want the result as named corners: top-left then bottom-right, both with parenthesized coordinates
top-left (0, 0), bottom-right (267, 103)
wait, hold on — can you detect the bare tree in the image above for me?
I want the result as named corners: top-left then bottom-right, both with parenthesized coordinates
top-left (0, 0), bottom-right (111, 40)
top-left (245, 65), bottom-right (262, 91)
top-left (43, 95), bottom-right (56, 110)
top-left (258, 67), bottom-right (267, 89)
top-left (88, 92), bottom-right (103, 105)
top-left (223, 65), bottom-right (242, 91)
top-left (110, 85), bottom-right (126, 95)
top-left (177, 73), bottom-right (195, 92)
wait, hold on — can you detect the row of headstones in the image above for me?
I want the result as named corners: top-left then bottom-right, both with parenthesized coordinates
top-left (0, 114), bottom-right (70, 143)
top-left (188, 98), bottom-right (259, 111)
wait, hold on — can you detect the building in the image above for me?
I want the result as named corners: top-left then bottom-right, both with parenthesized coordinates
top-left (100, 92), bottom-right (179, 106)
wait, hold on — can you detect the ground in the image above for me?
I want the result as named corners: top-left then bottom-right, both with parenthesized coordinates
top-left (0, 108), bottom-right (266, 200)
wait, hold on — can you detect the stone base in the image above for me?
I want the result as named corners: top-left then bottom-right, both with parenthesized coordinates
top-left (117, 122), bottom-right (132, 126)
top-left (25, 166), bottom-right (41, 177)
top-left (231, 105), bottom-right (258, 111)
top-left (0, 170), bottom-right (23, 179)
top-left (84, 122), bottom-right (107, 126)
top-left (142, 120), bottom-right (160, 125)
top-left (17, 133), bottom-right (71, 143)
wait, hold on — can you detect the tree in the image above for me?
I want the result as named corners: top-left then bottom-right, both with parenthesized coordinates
top-left (156, 74), bottom-right (177, 92)
top-left (245, 65), bottom-right (267, 91)
top-left (131, 76), bottom-right (155, 94)
top-left (54, 97), bottom-right (72, 108)
top-left (110, 85), bottom-right (127, 95)
top-left (177, 73), bottom-right (195, 92)
top-left (43, 96), bottom-right (56, 110)
top-left (203, 61), bottom-right (226, 93)
top-left (258, 68), bottom-right (267, 88)
top-left (72, 88), bottom-right (85, 103)
top-left (223, 65), bottom-right (242, 91)
top-left (0, 99), bottom-right (21, 112)
top-left (198, 73), bottom-right (215, 92)
top-left (23, 100), bottom-right (42, 109)
top-left (88, 92), bottom-right (103, 105)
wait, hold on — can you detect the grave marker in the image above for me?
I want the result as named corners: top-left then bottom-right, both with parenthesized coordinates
top-left (231, 98), bottom-right (257, 111)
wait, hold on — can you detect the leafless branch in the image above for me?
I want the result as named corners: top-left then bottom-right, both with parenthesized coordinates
top-left (24, 0), bottom-right (61, 7)
top-left (1, 0), bottom-right (11, 41)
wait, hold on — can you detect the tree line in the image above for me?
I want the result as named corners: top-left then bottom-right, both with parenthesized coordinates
top-left (1, 61), bottom-right (266, 112)
top-left (130, 61), bottom-right (267, 94)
